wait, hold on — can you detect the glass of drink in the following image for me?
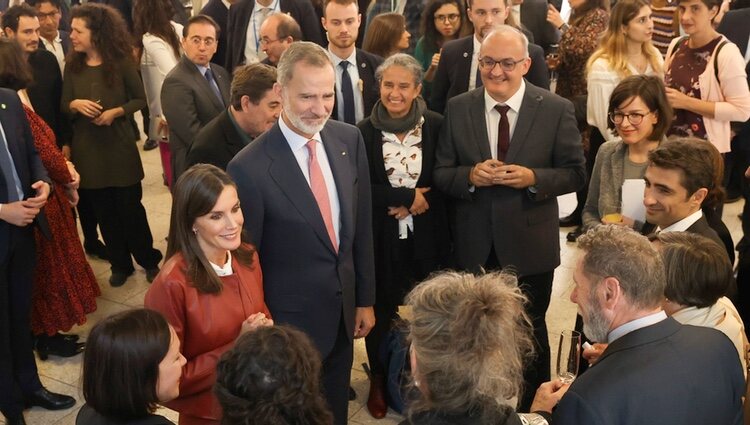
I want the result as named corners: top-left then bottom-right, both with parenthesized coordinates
top-left (556, 329), bottom-right (581, 384)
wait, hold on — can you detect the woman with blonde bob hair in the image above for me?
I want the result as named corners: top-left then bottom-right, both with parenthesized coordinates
top-left (403, 271), bottom-right (534, 425)
top-left (586, 0), bottom-right (664, 144)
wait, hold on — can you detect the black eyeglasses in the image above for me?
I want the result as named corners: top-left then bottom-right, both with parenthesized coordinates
top-left (608, 111), bottom-right (652, 125)
top-left (478, 57), bottom-right (526, 72)
top-left (434, 13), bottom-right (460, 22)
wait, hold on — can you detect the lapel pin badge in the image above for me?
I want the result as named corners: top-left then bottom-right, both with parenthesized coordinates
top-left (463, 52), bottom-right (468, 58)
top-left (342, 151), bottom-right (347, 156)
top-left (361, 62), bottom-right (366, 68)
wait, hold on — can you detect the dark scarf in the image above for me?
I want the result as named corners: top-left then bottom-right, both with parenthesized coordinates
top-left (370, 96), bottom-right (427, 134)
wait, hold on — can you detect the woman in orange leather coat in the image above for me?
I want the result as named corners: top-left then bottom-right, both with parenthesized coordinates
top-left (145, 164), bottom-right (272, 425)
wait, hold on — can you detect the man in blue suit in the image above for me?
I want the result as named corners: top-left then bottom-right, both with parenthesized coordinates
top-left (227, 42), bottom-right (375, 425)
top-left (0, 89), bottom-right (75, 425)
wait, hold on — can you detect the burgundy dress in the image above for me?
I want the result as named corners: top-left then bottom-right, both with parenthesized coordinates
top-left (665, 36), bottom-right (723, 139)
top-left (24, 105), bottom-right (100, 336)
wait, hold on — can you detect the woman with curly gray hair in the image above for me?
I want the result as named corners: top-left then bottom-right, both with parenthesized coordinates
top-left (402, 271), bottom-right (535, 425)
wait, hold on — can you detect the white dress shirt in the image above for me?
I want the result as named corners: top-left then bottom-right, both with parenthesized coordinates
top-left (484, 79), bottom-right (526, 160)
top-left (210, 251), bottom-right (234, 276)
top-left (607, 310), bottom-right (668, 343)
top-left (243, 0), bottom-right (279, 64)
top-left (40, 32), bottom-right (65, 75)
top-left (329, 48), bottom-right (365, 123)
top-left (469, 35), bottom-right (482, 90)
top-left (279, 116), bottom-right (342, 244)
top-left (658, 209), bottom-right (703, 233)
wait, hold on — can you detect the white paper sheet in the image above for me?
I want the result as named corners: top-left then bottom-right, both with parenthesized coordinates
top-left (621, 179), bottom-right (646, 223)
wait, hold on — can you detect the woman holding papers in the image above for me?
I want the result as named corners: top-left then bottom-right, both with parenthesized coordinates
top-left (582, 75), bottom-right (673, 231)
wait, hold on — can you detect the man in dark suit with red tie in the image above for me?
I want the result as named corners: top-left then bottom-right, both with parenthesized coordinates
top-left (227, 42), bottom-right (375, 425)
top-left (434, 26), bottom-right (584, 410)
top-left (0, 88), bottom-right (75, 425)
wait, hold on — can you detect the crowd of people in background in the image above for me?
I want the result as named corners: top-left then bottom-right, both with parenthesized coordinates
top-left (1, 0), bottom-right (750, 423)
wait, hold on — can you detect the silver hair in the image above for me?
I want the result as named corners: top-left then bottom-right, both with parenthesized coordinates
top-left (577, 225), bottom-right (666, 310)
top-left (374, 53), bottom-right (424, 86)
top-left (405, 271), bottom-right (534, 419)
top-left (482, 24), bottom-right (529, 58)
top-left (276, 41), bottom-right (333, 86)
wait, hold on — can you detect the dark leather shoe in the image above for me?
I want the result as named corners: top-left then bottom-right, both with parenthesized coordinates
top-left (566, 226), bottom-right (583, 243)
top-left (143, 139), bottom-right (159, 151)
top-left (559, 213), bottom-right (582, 228)
top-left (367, 375), bottom-right (387, 419)
top-left (25, 388), bottom-right (75, 410)
top-left (109, 271), bottom-right (132, 287)
top-left (84, 239), bottom-right (109, 261)
top-left (35, 334), bottom-right (85, 360)
top-left (3, 413), bottom-right (27, 425)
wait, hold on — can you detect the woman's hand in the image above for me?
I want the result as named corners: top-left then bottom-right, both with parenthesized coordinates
top-left (157, 117), bottom-right (169, 139)
top-left (409, 187), bottom-right (431, 215)
top-left (388, 206), bottom-right (411, 220)
top-left (70, 99), bottom-right (103, 118)
top-left (239, 312), bottom-right (273, 336)
top-left (665, 87), bottom-right (693, 111)
top-left (65, 187), bottom-right (80, 206)
top-left (424, 52), bottom-right (441, 82)
top-left (92, 108), bottom-right (124, 126)
top-left (546, 4), bottom-right (564, 30)
top-left (65, 161), bottom-right (80, 190)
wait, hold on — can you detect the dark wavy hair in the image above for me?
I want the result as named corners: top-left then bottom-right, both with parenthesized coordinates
top-left (82, 309), bottom-right (172, 420)
top-left (648, 137), bottom-right (725, 209)
top-left (67, 3), bottom-right (134, 87)
top-left (167, 164), bottom-right (255, 294)
top-left (133, 0), bottom-right (181, 60)
top-left (0, 38), bottom-right (33, 91)
top-left (419, 0), bottom-right (468, 54)
top-left (214, 326), bottom-right (333, 425)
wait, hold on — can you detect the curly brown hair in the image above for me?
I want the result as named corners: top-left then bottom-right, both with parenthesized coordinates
top-left (214, 326), bottom-right (333, 425)
top-left (133, 0), bottom-right (181, 60)
top-left (67, 3), bottom-right (134, 87)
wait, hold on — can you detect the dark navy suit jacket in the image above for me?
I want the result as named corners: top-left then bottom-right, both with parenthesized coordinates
top-left (227, 119), bottom-right (376, 357)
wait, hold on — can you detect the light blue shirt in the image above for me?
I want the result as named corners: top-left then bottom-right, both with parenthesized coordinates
top-left (279, 115), bottom-right (341, 245)
top-left (607, 310), bottom-right (668, 343)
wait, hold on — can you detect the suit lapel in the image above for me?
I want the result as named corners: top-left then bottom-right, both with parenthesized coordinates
top-left (182, 56), bottom-right (224, 111)
top-left (211, 64), bottom-right (229, 104)
top-left (469, 90), bottom-right (492, 160)
top-left (458, 37), bottom-right (474, 91)
top-left (265, 124), bottom-right (338, 255)
top-left (320, 124), bottom-right (351, 251)
top-left (506, 83), bottom-right (542, 163)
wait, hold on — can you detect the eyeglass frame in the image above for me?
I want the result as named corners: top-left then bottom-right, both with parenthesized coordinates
top-left (187, 36), bottom-right (216, 47)
top-left (37, 10), bottom-right (61, 20)
top-left (608, 110), bottom-right (654, 126)
top-left (259, 36), bottom-right (281, 45)
top-left (434, 13), bottom-right (460, 22)
top-left (478, 56), bottom-right (527, 72)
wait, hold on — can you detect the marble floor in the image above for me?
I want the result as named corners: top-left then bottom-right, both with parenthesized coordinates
top-left (5, 136), bottom-right (745, 425)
